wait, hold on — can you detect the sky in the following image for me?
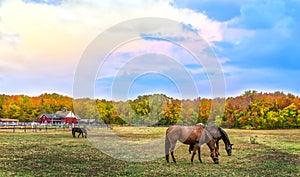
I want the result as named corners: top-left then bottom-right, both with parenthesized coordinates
top-left (1, 0), bottom-right (300, 100)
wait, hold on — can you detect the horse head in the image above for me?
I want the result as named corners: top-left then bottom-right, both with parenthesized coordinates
top-left (226, 144), bottom-right (233, 156)
top-left (207, 138), bottom-right (219, 164)
top-left (210, 148), bottom-right (219, 164)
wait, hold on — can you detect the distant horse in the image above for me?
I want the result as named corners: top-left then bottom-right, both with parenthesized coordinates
top-left (165, 125), bottom-right (219, 165)
top-left (189, 125), bottom-right (233, 156)
top-left (72, 127), bottom-right (87, 138)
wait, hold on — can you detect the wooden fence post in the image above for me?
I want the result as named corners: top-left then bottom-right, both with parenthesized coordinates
top-left (13, 125), bottom-right (15, 133)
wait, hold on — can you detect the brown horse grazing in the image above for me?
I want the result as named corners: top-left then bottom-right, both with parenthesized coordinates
top-left (72, 127), bottom-right (87, 138)
top-left (188, 125), bottom-right (233, 156)
top-left (165, 125), bottom-right (219, 165)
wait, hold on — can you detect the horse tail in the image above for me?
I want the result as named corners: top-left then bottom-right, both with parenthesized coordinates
top-left (165, 134), bottom-right (170, 155)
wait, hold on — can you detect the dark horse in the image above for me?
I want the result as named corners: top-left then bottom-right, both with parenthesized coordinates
top-left (165, 125), bottom-right (219, 165)
top-left (72, 127), bottom-right (87, 138)
top-left (189, 125), bottom-right (233, 156)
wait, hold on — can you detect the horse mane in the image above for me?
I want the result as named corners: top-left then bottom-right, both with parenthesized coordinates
top-left (218, 127), bottom-right (231, 145)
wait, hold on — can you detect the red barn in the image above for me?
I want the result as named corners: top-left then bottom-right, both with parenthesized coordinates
top-left (37, 109), bottom-right (78, 125)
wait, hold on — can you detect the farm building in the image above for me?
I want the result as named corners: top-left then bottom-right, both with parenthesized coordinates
top-left (78, 119), bottom-right (96, 125)
top-left (0, 118), bottom-right (19, 126)
top-left (37, 108), bottom-right (79, 125)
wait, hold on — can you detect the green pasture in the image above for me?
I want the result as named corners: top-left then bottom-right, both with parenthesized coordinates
top-left (0, 127), bottom-right (299, 176)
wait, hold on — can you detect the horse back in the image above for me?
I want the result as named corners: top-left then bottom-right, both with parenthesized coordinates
top-left (182, 125), bottom-right (205, 144)
top-left (72, 127), bottom-right (86, 133)
top-left (72, 127), bottom-right (81, 132)
top-left (166, 125), bottom-right (206, 145)
top-left (166, 126), bottom-right (187, 143)
top-left (205, 126), bottom-right (221, 140)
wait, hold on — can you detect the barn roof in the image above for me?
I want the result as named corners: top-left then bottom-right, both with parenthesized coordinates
top-left (40, 109), bottom-right (77, 119)
top-left (41, 114), bottom-right (62, 119)
top-left (79, 119), bottom-right (96, 123)
top-left (55, 110), bottom-right (70, 117)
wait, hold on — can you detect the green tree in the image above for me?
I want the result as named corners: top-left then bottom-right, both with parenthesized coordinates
top-left (149, 94), bottom-right (167, 125)
top-left (113, 101), bottom-right (133, 124)
top-left (130, 95), bottom-right (151, 124)
top-left (96, 99), bottom-right (115, 125)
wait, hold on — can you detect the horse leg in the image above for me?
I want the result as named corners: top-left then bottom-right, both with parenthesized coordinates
top-left (216, 140), bottom-right (220, 155)
top-left (170, 143), bottom-right (177, 165)
top-left (191, 144), bottom-right (199, 165)
top-left (189, 144), bottom-right (194, 154)
top-left (165, 153), bottom-right (170, 165)
top-left (171, 151), bottom-right (177, 165)
top-left (198, 145), bottom-right (202, 163)
top-left (78, 132), bottom-right (81, 138)
top-left (72, 131), bottom-right (75, 138)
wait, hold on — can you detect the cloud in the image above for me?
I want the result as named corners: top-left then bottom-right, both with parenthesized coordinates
top-left (170, 0), bottom-right (242, 22)
top-left (2, 0), bottom-right (299, 98)
top-left (214, 0), bottom-right (300, 69)
top-left (96, 35), bottom-right (216, 78)
top-left (95, 52), bottom-right (209, 100)
top-left (0, 32), bottom-right (20, 44)
top-left (231, 0), bottom-right (286, 29)
top-left (22, 0), bottom-right (61, 6)
top-left (217, 22), bottom-right (300, 70)
top-left (223, 66), bottom-right (300, 96)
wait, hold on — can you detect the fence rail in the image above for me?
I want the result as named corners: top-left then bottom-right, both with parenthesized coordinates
top-left (0, 125), bottom-right (60, 132)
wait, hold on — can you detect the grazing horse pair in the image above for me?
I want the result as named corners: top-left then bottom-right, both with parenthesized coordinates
top-left (189, 125), bottom-right (233, 156)
top-left (165, 124), bottom-right (219, 165)
top-left (72, 127), bottom-right (87, 138)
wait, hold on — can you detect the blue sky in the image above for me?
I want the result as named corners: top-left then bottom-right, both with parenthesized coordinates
top-left (0, 0), bottom-right (300, 100)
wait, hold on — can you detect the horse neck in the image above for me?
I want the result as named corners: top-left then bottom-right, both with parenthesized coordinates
top-left (207, 138), bottom-right (216, 152)
top-left (219, 127), bottom-right (231, 146)
top-left (202, 129), bottom-right (214, 147)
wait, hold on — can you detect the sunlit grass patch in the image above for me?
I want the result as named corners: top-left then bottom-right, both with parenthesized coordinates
top-left (0, 128), bottom-right (299, 176)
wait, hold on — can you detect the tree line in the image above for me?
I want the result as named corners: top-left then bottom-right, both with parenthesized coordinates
top-left (0, 91), bottom-right (299, 129)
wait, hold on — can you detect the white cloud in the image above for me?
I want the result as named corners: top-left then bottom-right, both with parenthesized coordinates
top-left (0, 0), bottom-right (226, 97)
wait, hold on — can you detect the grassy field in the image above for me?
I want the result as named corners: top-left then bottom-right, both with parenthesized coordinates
top-left (0, 127), bottom-right (299, 176)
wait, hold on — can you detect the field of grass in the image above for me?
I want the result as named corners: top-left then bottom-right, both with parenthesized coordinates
top-left (0, 127), bottom-right (299, 176)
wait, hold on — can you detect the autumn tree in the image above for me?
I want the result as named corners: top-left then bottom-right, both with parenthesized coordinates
top-left (96, 99), bottom-right (115, 125)
top-left (0, 91), bottom-right (299, 129)
top-left (159, 97), bottom-right (182, 125)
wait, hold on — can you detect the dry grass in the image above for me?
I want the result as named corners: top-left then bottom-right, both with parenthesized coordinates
top-left (0, 127), bottom-right (299, 176)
